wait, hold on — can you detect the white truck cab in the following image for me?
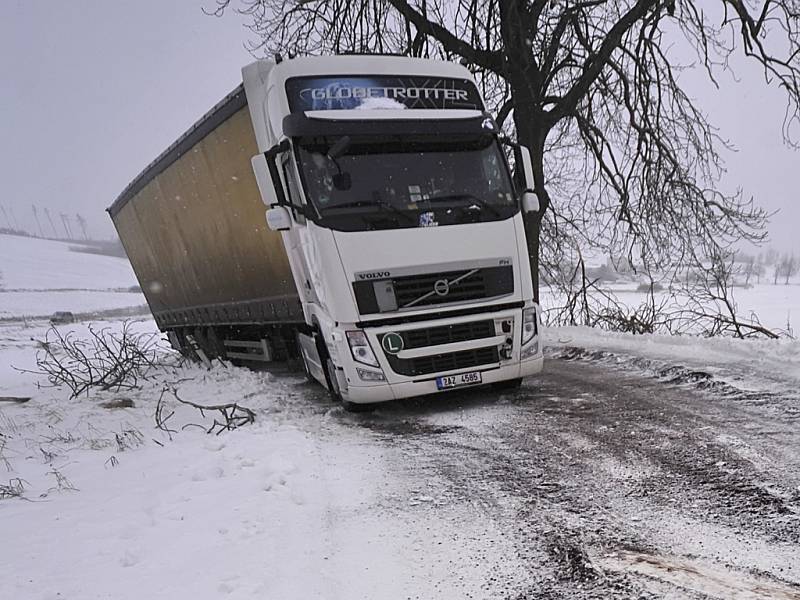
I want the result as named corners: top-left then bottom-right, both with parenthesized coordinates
top-left (243, 55), bottom-right (543, 407)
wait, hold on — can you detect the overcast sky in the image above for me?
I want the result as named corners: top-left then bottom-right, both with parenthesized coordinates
top-left (1, 1), bottom-right (797, 253)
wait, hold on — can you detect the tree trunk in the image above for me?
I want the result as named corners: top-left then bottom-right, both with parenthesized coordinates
top-left (499, 0), bottom-right (550, 304)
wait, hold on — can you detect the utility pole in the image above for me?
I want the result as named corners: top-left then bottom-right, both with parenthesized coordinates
top-left (75, 213), bottom-right (89, 240)
top-left (43, 208), bottom-right (58, 238)
top-left (59, 213), bottom-right (73, 239)
top-left (0, 204), bottom-right (10, 229)
top-left (32, 206), bottom-right (44, 237)
top-left (7, 206), bottom-right (20, 231)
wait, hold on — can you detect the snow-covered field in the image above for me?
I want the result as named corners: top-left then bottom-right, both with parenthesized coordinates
top-left (0, 290), bottom-right (146, 320)
top-left (0, 234), bottom-right (145, 319)
top-left (0, 234), bottom-right (137, 290)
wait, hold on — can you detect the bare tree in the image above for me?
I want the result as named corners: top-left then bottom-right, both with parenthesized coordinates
top-left (755, 253), bottom-right (766, 284)
top-left (789, 255), bottom-right (799, 284)
top-left (778, 253), bottom-right (799, 284)
top-left (754, 261), bottom-right (765, 285)
top-left (210, 0), bottom-right (799, 335)
top-left (676, 251), bottom-right (778, 338)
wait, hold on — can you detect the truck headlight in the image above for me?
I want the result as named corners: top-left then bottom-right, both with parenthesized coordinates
top-left (346, 330), bottom-right (380, 367)
top-left (521, 307), bottom-right (538, 347)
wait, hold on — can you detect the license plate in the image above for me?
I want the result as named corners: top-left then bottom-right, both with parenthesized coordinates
top-left (436, 371), bottom-right (482, 390)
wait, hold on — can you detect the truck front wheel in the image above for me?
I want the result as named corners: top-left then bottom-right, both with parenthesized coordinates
top-left (492, 378), bottom-right (523, 392)
top-left (324, 358), bottom-right (343, 402)
top-left (324, 357), bottom-right (375, 413)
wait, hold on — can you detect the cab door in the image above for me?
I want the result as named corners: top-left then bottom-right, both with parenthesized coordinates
top-left (279, 153), bottom-right (319, 306)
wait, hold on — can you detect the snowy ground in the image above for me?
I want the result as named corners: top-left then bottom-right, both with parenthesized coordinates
top-left (0, 320), bottom-right (535, 599)
top-left (1, 318), bottom-right (799, 599)
top-left (0, 234), bottom-right (145, 319)
top-left (2, 235), bottom-right (799, 598)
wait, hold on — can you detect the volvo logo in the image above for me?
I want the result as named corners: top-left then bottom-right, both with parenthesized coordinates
top-left (356, 271), bottom-right (391, 280)
top-left (433, 279), bottom-right (450, 296)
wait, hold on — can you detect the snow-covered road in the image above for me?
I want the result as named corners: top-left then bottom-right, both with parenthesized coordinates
top-left (1, 320), bottom-right (799, 599)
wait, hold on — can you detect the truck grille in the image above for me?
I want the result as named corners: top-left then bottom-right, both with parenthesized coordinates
top-left (385, 347), bottom-right (499, 377)
top-left (393, 269), bottom-right (485, 308)
top-left (379, 320), bottom-right (500, 376)
top-left (400, 320), bottom-right (495, 349)
top-left (353, 265), bottom-right (513, 315)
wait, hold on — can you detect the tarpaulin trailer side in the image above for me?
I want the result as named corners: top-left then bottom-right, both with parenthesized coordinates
top-left (108, 86), bottom-right (302, 334)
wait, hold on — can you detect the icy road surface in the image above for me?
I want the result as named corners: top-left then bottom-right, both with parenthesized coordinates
top-left (1, 321), bottom-right (799, 599)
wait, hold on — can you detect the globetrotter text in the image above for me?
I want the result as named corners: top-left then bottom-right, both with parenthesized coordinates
top-left (301, 86), bottom-right (470, 102)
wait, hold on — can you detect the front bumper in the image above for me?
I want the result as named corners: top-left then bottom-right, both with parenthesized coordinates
top-left (333, 305), bottom-right (543, 404)
top-left (342, 355), bottom-right (543, 403)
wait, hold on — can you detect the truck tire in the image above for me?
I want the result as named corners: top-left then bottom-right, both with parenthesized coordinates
top-left (324, 358), bottom-right (343, 402)
top-left (492, 378), bottom-right (523, 392)
top-left (324, 357), bottom-right (375, 413)
top-left (341, 398), bottom-right (376, 413)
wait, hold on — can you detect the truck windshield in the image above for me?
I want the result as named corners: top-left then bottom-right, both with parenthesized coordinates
top-left (295, 137), bottom-right (518, 232)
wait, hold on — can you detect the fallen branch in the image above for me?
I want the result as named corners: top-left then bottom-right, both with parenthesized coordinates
top-left (0, 478), bottom-right (27, 499)
top-left (17, 321), bottom-right (172, 398)
top-left (0, 397), bottom-right (30, 404)
top-left (47, 468), bottom-right (77, 493)
top-left (154, 387), bottom-right (178, 440)
top-left (171, 388), bottom-right (255, 435)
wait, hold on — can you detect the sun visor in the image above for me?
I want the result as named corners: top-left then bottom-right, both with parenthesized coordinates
top-left (283, 111), bottom-right (499, 138)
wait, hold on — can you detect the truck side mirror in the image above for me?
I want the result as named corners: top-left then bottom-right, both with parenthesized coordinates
top-left (327, 135), bottom-right (351, 160)
top-left (252, 139), bottom-right (291, 207)
top-left (251, 154), bottom-right (276, 206)
top-left (266, 206), bottom-right (292, 231)
top-left (521, 190), bottom-right (540, 213)
top-left (518, 145), bottom-right (536, 190)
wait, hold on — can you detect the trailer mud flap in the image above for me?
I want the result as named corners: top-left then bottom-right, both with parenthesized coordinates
top-left (297, 332), bottom-right (328, 389)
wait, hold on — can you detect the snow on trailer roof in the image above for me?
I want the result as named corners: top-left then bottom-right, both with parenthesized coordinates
top-left (106, 84), bottom-right (247, 219)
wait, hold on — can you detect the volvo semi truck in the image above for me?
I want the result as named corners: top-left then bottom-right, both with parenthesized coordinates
top-left (109, 55), bottom-right (544, 410)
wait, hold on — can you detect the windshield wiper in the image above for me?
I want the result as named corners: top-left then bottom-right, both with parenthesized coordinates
top-left (325, 198), bottom-right (416, 224)
top-left (422, 193), bottom-right (501, 217)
